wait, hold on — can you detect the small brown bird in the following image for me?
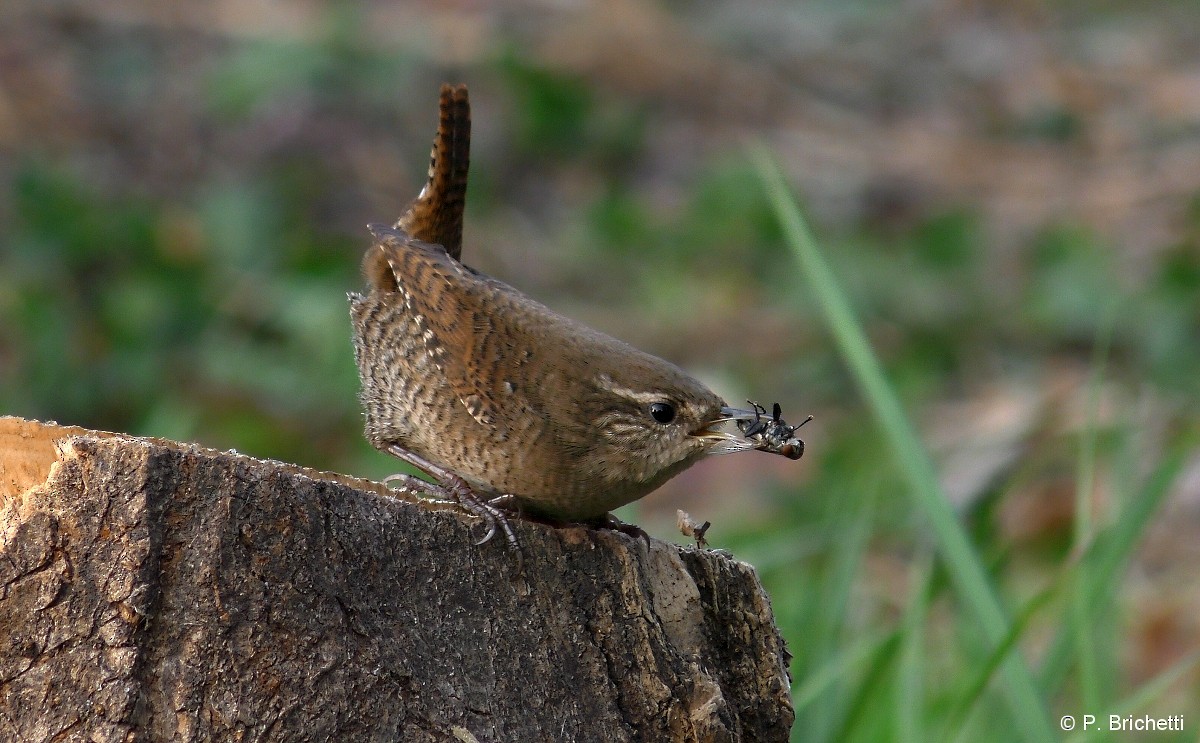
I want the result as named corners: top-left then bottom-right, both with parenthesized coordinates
top-left (350, 84), bottom-right (805, 549)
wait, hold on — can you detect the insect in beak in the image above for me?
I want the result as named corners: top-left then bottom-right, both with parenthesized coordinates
top-left (695, 402), bottom-right (812, 459)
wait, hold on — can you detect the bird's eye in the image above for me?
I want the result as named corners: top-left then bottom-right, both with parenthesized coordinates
top-left (649, 402), bottom-right (676, 424)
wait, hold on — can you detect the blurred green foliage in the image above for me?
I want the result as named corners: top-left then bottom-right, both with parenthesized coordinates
top-left (4, 159), bottom-right (366, 467)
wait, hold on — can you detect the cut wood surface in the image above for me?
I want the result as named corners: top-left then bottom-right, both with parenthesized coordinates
top-left (0, 416), bottom-right (794, 742)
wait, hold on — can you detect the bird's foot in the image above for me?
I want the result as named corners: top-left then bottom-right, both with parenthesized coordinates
top-left (383, 445), bottom-right (520, 555)
top-left (588, 513), bottom-right (652, 550)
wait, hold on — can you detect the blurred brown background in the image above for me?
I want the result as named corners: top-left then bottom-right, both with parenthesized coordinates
top-left (2, 0), bottom-right (1198, 737)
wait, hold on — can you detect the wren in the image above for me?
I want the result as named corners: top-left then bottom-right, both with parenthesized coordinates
top-left (350, 84), bottom-right (805, 550)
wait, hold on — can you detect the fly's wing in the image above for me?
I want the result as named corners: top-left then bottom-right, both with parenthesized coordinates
top-left (368, 224), bottom-right (515, 441)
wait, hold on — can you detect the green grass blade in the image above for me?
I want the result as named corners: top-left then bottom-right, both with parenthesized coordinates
top-left (944, 585), bottom-right (1057, 743)
top-left (1039, 438), bottom-right (1194, 692)
top-left (897, 552), bottom-right (933, 743)
top-left (829, 633), bottom-right (904, 742)
top-left (1065, 649), bottom-right (1200, 743)
top-left (1071, 301), bottom-right (1118, 717)
top-left (792, 631), bottom-right (895, 713)
top-left (807, 491), bottom-right (875, 741)
top-left (752, 146), bottom-right (1055, 743)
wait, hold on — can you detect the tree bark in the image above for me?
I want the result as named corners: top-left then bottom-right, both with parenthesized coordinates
top-left (0, 416), bottom-right (794, 742)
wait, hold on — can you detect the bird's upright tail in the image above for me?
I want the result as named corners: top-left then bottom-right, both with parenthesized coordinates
top-left (397, 83), bottom-right (470, 261)
top-left (363, 84), bottom-right (471, 292)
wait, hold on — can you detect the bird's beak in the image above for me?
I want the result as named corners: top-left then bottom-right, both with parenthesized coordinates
top-left (691, 407), bottom-right (773, 455)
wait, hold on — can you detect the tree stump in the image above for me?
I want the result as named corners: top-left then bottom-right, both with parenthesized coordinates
top-left (0, 416), bottom-right (794, 742)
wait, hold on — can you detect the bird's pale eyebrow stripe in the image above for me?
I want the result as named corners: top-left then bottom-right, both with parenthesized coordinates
top-left (593, 375), bottom-right (671, 405)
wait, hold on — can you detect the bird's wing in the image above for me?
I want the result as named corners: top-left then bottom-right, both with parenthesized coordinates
top-left (368, 223), bottom-right (517, 441)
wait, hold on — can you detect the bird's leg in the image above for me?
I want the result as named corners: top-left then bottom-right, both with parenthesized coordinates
top-left (384, 444), bottom-right (519, 552)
